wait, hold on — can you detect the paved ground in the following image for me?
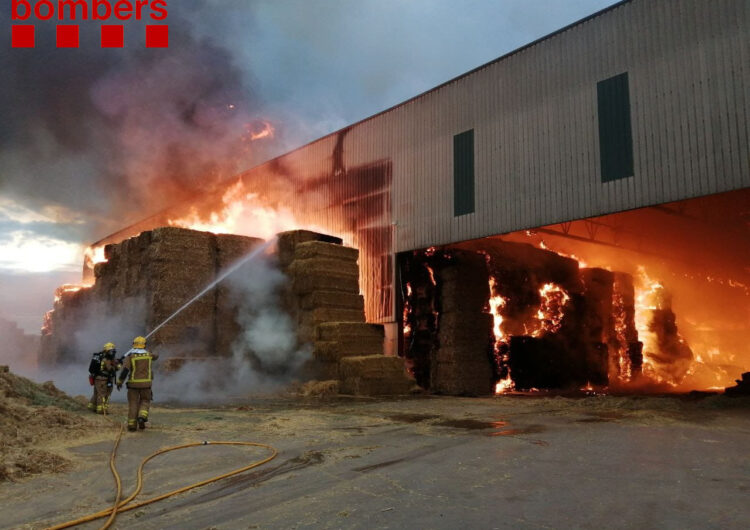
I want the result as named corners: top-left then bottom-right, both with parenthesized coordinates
top-left (1, 393), bottom-right (749, 529)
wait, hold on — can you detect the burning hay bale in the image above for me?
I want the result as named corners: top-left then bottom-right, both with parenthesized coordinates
top-left (640, 285), bottom-right (694, 384)
top-left (400, 239), bottom-right (676, 393)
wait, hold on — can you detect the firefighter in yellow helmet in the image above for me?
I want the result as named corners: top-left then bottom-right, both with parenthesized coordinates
top-left (88, 342), bottom-right (119, 414)
top-left (117, 336), bottom-right (159, 432)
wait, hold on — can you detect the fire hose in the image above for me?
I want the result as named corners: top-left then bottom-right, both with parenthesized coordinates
top-left (45, 420), bottom-right (279, 530)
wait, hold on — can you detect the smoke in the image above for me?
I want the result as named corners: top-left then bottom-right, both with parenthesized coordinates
top-left (8, 249), bottom-right (310, 403)
top-left (0, 316), bottom-right (39, 373)
top-left (228, 251), bottom-right (310, 374)
top-left (6, 295), bottom-right (148, 401)
top-left (0, 6), bottom-right (279, 240)
top-left (153, 250), bottom-right (310, 404)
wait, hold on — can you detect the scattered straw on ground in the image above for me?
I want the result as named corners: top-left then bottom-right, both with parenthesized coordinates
top-left (0, 366), bottom-right (109, 482)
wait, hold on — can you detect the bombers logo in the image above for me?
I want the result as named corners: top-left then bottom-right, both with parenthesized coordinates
top-left (11, 0), bottom-right (169, 48)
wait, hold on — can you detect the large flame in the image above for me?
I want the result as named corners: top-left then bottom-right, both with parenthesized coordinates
top-left (168, 179), bottom-right (303, 239)
top-left (488, 276), bottom-right (514, 393)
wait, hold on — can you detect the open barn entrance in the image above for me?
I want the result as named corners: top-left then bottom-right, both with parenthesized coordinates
top-left (397, 188), bottom-right (750, 396)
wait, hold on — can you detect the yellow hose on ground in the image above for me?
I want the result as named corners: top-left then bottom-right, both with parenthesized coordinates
top-left (100, 423), bottom-right (124, 530)
top-left (45, 425), bottom-right (278, 530)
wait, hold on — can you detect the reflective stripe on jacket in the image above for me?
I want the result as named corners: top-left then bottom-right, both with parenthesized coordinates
top-left (121, 350), bottom-right (159, 388)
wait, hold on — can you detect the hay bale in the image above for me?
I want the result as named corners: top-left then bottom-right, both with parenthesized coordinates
top-left (430, 360), bottom-right (494, 396)
top-left (313, 338), bottom-right (384, 361)
top-left (339, 355), bottom-right (414, 395)
top-left (317, 322), bottom-right (384, 342)
top-left (294, 241), bottom-right (358, 262)
top-left (215, 234), bottom-right (265, 357)
top-left (301, 308), bottom-right (366, 329)
top-left (299, 359), bottom-right (340, 380)
top-left (298, 380), bottom-right (340, 397)
top-left (287, 258), bottom-right (359, 278)
top-left (300, 292), bottom-right (364, 311)
top-left (339, 355), bottom-right (406, 378)
top-left (439, 313), bottom-right (493, 334)
top-left (433, 344), bottom-right (492, 364)
top-left (277, 230), bottom-right (343, 268)
top-left (292, 274), bottom-right (360, 295)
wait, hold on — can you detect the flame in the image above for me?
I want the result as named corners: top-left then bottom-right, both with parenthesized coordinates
top-left (533, 283), bottom-right (570, 336)
top-left (495, 376), bottom-right (514, 394)
top-left (53, 283), bottom-right (88, 304)
top-left (84, 245), bottom-right (107, 266)
top-left (425, 264), bottom-right (436, 286)
top-left (403, 283), bottom-right (413, 336)
top-left (488, 276), bottom-right (514, 393)
top-left (612, 288), bottom-right (631, 381)
top-left (488, 277), bottom-right (508, 347)
top-left (168, 179), bottom-right (303, 239)
top-left (634, 266), bottom-right (670, 384)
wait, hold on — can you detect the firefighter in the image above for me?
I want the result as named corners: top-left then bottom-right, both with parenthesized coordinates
top-left (88, 342), bottom-right (115, 414)
top-left (117, 336), bottom-right (158, 432)
top-left (96, 344), bottom-right (120, 414)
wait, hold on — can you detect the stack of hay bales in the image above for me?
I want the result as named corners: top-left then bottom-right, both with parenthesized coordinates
top-left (214, 234), bottom-right (264, 358)
top-left (278, 230), bottom-right (414, 395)
top-left (42, 227), bottom-right (263, 364)
top-left (144, 228), bottom-right (217, 357)
top-left (432, 251), bottom-right (494, 396)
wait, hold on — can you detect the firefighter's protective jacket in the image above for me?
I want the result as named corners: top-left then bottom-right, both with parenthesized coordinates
top-left (118, 349), bottom-right (159, 389)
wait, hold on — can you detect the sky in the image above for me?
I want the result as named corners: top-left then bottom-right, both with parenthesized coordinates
top-left (0, 0), bottom-right (618, 332)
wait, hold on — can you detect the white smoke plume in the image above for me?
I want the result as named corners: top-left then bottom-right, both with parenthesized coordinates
top-left (152, 249), bottom-right (311, 404)
top-left (6, 296), bottom-right (148, 402)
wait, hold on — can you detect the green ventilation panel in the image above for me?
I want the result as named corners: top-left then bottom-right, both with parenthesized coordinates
top-left (453, 129), bottom-right (475, 216)
top-left (597, 72), bottom-right (634, 182)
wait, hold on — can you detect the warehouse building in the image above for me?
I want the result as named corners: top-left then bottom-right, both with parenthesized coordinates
top-left (86, 0), bottom-right (749, 394)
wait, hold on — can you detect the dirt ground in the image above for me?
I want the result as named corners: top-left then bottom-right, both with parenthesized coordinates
top-left (1, 393), bottom-right (749, 529)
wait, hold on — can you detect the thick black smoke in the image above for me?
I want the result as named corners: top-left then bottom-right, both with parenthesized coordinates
top-left (0, 4), bottom-right (273, 239)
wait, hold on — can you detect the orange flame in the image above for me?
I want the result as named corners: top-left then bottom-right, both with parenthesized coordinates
top-left (84, 245), bottom-right (107, 266)
top-left (488, 276), bottom-right (514, 394)
top-left (403, 283), bottom-right (413, 336)
top-left (168, 179), bottom-right (306, 239)
top-left (534, 283), bottom-right (570, 336)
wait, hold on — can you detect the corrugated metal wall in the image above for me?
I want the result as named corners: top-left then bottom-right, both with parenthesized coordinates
top-left (231, 0), bottom-right (750, 322)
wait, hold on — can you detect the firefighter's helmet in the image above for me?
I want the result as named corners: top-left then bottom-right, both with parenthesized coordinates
top-left (132, 336), bottom-right (147, 349)
top-left (103, 342), bottom-right (115, 351)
